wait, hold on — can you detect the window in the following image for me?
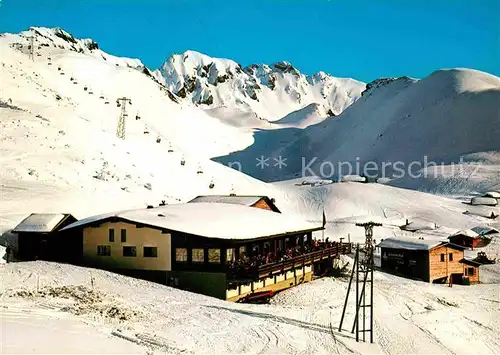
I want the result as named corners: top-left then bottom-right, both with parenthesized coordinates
top-left (121, 229), bottom-right (127, 243)
top-left (192, 248), bottom-right (204, 263)
top-left (239, 246), bottom-right (246, 258)
top-left (97, 245), bottom-right (111, 256)
top-left (109, 229), bottom-right (115, 242)
top-left (226, 248), bottom-right (235, 263)
top-left (465, 267), bottom-right (475, 276)
top-left (208, 249), bottom-right (221, 263)
top-left (175, 248), bottom-right (188, 262)
top-left (143, 246), bottom-right (157, 258)
top-left (123, 246), bottom-right (136, 257)
top-left (449, 253), bottom-right (453, 261)
top-left (440, 253), bottom-right (445, 262)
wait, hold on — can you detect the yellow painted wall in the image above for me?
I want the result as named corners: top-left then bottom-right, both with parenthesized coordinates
top-left (83, 221), bottom-right (171, 271)
top-left (227, 271), bottom-right (314, 301)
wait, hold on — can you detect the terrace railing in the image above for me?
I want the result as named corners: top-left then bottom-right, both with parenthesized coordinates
top-left (227, 242), bottom-right (352, 281)
top-left (257, 243), bottom-right (352, 278)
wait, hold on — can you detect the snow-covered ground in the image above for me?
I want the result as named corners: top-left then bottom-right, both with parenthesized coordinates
top-left (1, 261), bottom-right (499, 354)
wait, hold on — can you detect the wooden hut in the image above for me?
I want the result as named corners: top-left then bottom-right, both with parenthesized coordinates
top-left (61, 203), bottom-right (351, 301)
top-left (447, 229), bottom-right (483, 249)
top-left (12, 213), bottom-right (79, 262)
top-left (378, 237), bottom-right (480, 284)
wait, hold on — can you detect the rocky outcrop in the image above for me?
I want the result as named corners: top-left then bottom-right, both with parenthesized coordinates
top-left (362, 76), bottom-right (413, 96)
top-left (155, 50), bottom-right (366, 117)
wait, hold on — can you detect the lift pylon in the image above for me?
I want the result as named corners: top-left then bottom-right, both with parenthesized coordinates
top-left (116, 97), bottom-right (132, 139)
top-left (338, 221), bottom-right (380, 343)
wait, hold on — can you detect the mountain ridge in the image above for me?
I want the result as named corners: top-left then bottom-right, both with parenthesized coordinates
top-left (154, 49), bottom-right (366, 121)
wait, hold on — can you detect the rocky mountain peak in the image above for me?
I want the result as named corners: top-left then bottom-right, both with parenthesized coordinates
top-left (156, 50), bottom-right (366, 120)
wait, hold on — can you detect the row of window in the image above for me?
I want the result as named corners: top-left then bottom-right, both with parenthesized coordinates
top-left (464, 267), bottom-right (475, 276)
top-left (175, 248), bottom-right (235, 263)
top-left (97, 245), bottom-right (157, 258)
top-left (440, 253), bottom-right (454, 262)
top-left (108, 229), bottom-right (127, 243)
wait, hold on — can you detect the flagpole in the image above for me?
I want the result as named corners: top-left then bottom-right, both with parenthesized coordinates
top-left (322, 207), bottom-right (326, 242)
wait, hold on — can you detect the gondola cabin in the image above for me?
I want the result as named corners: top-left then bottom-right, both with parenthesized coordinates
top-left (12, 213), bottom-right (79, 262)
top-left (61, 203), bottom-right (351, 300)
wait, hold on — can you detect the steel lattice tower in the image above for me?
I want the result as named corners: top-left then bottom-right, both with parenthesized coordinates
top-left (339, 221), bottom-right (381, 343)
top-left (116, 97), bottom-right (132, 139)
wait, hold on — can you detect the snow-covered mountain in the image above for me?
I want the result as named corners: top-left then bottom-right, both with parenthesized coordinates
top-left (154, 50), bottom-right (365, 121)
top-left (3, 27), bottom-right (146, 70)
top-left (0, 26), bottom-right (285, 226)
top-left (218, 68), bottom-right (500, 193)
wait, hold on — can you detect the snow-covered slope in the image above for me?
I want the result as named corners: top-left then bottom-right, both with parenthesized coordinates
top-left (0, 27), bottom-right (287, 232)
top-left (0, 27), bottom-right (256, 158)
top-left (217, 69), bottom-right (500, 193)
top-left (275, 179), bottom-right (500, 243)
top-left (3, 27), bottom-right (145, 70)
top-left (2, 261), bottom-right (499, 354)
top-left (154, 50), bottom-right (365, 121)
top-left (273, 103), bottom-right (334, 128)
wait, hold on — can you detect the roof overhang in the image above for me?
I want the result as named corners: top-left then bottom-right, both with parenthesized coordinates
top-left (63, 215), bottom-right (323, 242)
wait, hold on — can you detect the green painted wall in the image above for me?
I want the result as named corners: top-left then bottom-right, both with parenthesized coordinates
top-left (168, 271), bottom-right (227, 299)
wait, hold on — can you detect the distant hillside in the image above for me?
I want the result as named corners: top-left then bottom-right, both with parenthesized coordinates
top-left (217, 68), bottom-right (500, 193)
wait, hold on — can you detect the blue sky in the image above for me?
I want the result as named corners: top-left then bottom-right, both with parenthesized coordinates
top-left (1, 0), bottom-right (498, 82)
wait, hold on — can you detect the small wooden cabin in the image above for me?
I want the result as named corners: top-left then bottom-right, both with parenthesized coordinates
top-left (447, 230), bottom-right (483, 249)
top-left (187, 195), bottom-right (281, 213)
top-left (378, 237), bottom-right (480, 284)
top-left (61, 203), bottom-right (351, 300)
top-left (12, 213), bottom-right (79, 261)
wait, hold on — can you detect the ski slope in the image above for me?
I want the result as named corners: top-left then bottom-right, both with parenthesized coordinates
top-left (1, 261), bottom-right (499, 354)
top-left (0, 28), bottom-right (254, 159)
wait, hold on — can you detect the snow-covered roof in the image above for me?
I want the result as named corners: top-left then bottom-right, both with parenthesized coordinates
top-left (378, 237), bottom-right (443, 251)
top-left (188, 195), bottom-right (266, 206)
top-left (61, 203), bottom-right (321, 240)
top-left (340, 175), bottom-right (367, 183)
top-left (471, 226), bottom-right (499, 236)
top-left (449, 229), bottom-right (479, 239)
top-left (470, 197), bottom-right (498, 206)
top-left (401, 220), bottom-right (437, 232)
top-left (12, 213), bottom-right (69, 233)
top-left (483, 191), bottom-right (500, 199)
